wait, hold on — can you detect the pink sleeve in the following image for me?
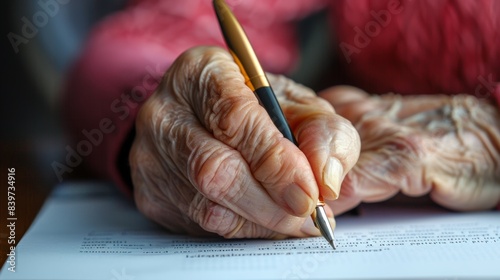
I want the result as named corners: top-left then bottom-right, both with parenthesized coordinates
top-left (62, 33), bottom-right (172, 195)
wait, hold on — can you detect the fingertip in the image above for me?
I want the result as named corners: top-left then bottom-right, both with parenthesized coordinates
top-left (321, 157), bottom-right (344, 200)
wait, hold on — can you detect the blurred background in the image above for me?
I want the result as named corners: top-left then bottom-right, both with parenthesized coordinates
top-left (1, 0), bottom-right (125, 263)
top-left (2, 0), bottom-right (126, 147)
top-left (1, 0), bottom-right (127, 178)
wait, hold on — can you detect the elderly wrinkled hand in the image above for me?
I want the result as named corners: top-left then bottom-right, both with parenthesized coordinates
top-left (320, 86), bottom-right (500, 214)
top-left (129, 47), bottom-right (360, 239)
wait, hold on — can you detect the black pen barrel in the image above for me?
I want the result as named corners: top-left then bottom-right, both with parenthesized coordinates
top-left (254, 87), bottom-right (298, 146)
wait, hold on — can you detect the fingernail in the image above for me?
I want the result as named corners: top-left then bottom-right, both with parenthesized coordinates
top-left (284, 183), bottom-right (313, 216)
top-left (323, 157), bottom-right (343, 199)
top-left (300, 217), bottom-right (320, 236)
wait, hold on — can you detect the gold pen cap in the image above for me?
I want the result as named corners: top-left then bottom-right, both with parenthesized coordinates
top-left (213, 0), bottom-right (270, 91)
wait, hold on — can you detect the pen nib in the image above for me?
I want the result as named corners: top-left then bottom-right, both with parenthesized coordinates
top-left (329, 240), bottom-right (336, 250)
top-left (312, 205), bottom-right (336, 250)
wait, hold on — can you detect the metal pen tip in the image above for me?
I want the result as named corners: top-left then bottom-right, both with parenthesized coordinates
top-left (329, 239), bottom-right (336, 250)
top-left (312, 205), bottom-right (336, 250)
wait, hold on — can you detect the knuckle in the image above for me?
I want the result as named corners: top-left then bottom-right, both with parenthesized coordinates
top-left (252, 142), bottom-right (288, 185)
top-left (174, 46), bottom-right (223, 70)
top-left (166, 46), bottom-right (233, 107)
top-left (207, 90), bottom-right (284, 168)
top-left (189, 195), bottom-right (242, 237)
top-left (190, 147), bottom-right (244, 203)
top-left (136, 95), bottom-right (179, 144)
top-left (203, 203), bottom-right (237, 237)
top-left (174, 46), bottom-right (232, 85)
top-left (209, 94), bottom-right (260, 145)
top-left (379, 132), bottom-right (427, 193)
top-left (268, 74), bottom-right (317, 103)
top-left (384, 131), bottom-right (425, 161)
top-left (330, 117), bottom-right (361, 156)
top-left (369, 131), bottom-right (424, 179)
top-left (342, 117), bottom-right (361, 142)
top-left (351, 130), bottom-right (429, 197)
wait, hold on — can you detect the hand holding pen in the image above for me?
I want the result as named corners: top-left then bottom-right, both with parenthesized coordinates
top-left (130, 46), bottom-right (360, 240)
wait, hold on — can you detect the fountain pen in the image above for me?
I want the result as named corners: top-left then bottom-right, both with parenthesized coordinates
top-left (213, 0), bottom-right (336, 249)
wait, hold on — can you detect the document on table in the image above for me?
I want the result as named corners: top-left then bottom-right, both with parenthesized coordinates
top-left (1, 182), bottom-right (499, 280)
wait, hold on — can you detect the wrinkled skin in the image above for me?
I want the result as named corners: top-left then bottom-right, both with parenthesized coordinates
top-left (320, 86), bottom-right (500, 214)
top-left (130, 47), bottom-right (360, 239)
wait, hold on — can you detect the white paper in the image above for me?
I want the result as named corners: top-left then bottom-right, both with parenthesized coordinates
top-left (1, 182), bottom-right (499, 279)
